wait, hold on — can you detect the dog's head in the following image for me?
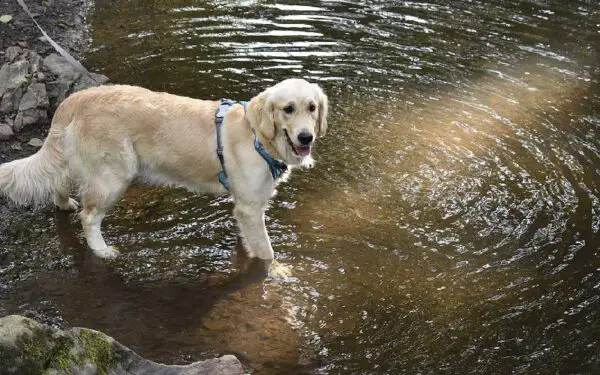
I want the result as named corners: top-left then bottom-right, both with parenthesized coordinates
top-left (246, 78), bottom-right (328, 165)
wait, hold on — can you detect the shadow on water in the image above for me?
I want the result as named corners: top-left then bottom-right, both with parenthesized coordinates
top-left (2, 0), bottom-right (600, 374)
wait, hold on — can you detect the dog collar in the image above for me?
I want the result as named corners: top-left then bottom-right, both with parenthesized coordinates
top-left (215, 99), bottom-right (288, 191)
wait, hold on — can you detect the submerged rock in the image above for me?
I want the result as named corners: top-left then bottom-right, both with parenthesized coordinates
top-left (0, 315), bottom-right (243, 375)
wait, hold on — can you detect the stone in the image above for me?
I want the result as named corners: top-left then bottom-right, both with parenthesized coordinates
top-left (12, 83), bottom-right (49, 132)
top-left (0, 315), bottom-right (243, 375)
top-left (43, 53), bottom-right (82, 82)
top-left (0, 86), bottom-right (24, 114)
top-left (13, 108), bottom-right (48, 132)
top-left (26, 51), bottom-right (43, 73)
top-left (17, 41), bottom-right (29, 49)
top-left (0, 59), bottom-right (30, 97)
top-left (19, 83), bottom-right (49, 111)
top-left (46, 80), bottom-right (71, 109)
top-left (5, 46), bottom-right (22, 63)
top-left (0, 123), bottom-right (13, 140)
top-left (10, 143), bottom-right (22, 151)
top-left (27, 138), bottom-right (43, 147)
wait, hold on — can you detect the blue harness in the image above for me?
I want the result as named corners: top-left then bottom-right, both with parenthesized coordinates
top-left (215, 99), bottom-right (288, 191)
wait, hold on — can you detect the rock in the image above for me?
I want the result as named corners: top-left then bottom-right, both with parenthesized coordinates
top-left (26, 51), bottom-right (43, 73)
top-left (17, 41), bottom-right (29, 49)
top-left (10, 143), bottom-right (22, 151)
top-left (5, 46), bottom-right (22, 63)
top-left (14, 108), bottom-right (47, 132)
top-left (43, 53), bottom-right (82, 82)
top-left (0, 124), bottom-right (13, 140)
top-left (0, 315), bottom-right (243, 375)
top-left (0, 86), bottom-right (24, 114)
top-left (27, 138), bottom-right (43, 147)
top-left (0, 59), bottom-right (30, 97)
top-left (46, 79), bottom-right (72, 109)
top-left (19, 83), bottom-right (49, 111)
top-left (13, 83), bottom-right (49, 132)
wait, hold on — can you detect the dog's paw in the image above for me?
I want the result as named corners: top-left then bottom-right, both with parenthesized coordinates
top-left (93, 246), bottom-right (120, 259)
top-left (267, 260), bottom-right (293, 279)
top-left (56, 198), bottom-right (79, 211)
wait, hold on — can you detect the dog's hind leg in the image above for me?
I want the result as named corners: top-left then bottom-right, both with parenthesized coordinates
top-left (79, 169), bottom-right (133, 259)
top-left (76, 138), bottom-right (138, 259)
top-left (54, 174), bottom-right (78, 211)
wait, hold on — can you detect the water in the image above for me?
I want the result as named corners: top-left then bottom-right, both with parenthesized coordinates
top-left (2, 0), bottom-right (600, 373)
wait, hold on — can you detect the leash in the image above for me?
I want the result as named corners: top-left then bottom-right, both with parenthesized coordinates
top-left (16, 0), bottom-right (99, 84)
top-left (215, 99), bottom-right (288, 191)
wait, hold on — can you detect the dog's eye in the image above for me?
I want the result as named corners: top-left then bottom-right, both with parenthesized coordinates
top-left (308, 103), bottom-right (316, 112)
top-left (283, 105), bottom-right (295, 114)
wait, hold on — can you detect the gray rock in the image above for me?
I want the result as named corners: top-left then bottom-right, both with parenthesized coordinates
top-left (13, 108), bottom-right (48, 132)
top-left (27, 138), bottom-right (43, 147)
top-left (12, 83), bottom-right (49, 132)
top-left (0, 315), bottom-right (243, 375)
top-left (43, 53), bottom-right (82, 82)
top-left (26, 50), bottom-right (43, 73)
top-left (0, 124), bottom-right (13, 140)
top-left (19, 83), bottom-right (49, 111)
top-left (0, 86), bottom-right (24, 114)
top-left (0, 59), bottom-right (30, 97)
top-left (5, 46), bottom-right (22, 63)
top-left (46, 79), bottom-right (72, 109)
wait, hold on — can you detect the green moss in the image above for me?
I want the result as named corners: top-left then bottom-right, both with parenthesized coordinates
top-left (43, 335), bottom-right (78, 374)
top-left (79, 329), bottom-right (120, 375)
top-left (10, 321), bottom-right (120, 375)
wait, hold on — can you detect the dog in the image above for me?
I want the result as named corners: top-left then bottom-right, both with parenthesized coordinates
top-left (0, 78), bottom-right (328, 277)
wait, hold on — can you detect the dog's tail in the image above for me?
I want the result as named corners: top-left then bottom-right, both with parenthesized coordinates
top-left (0, 127), bottom-right (68, 206)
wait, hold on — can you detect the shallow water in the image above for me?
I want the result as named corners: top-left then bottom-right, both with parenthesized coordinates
top-left (2, 0), bottom-right (600, 374)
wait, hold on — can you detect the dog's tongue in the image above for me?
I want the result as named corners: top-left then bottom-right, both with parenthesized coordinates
top-left (294, 145), bottom-right (311, 157)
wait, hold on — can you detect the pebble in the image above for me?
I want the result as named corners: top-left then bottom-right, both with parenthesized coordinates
top-left (27, 138), bottom-right (43, 147)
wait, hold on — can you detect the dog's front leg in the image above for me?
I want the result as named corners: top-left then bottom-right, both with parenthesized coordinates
top-left (233, 202), bottom-right (291, 278)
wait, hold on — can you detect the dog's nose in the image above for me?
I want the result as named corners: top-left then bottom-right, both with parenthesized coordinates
top-left (297, 132), bottom-right (314, 145)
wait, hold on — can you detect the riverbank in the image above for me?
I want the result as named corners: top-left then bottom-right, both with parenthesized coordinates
top-left (0, 0), bottom-right (99, 163)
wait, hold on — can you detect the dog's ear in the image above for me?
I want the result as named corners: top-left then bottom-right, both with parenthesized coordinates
top-left (247, 92), bottom-right (275, 140)
top-left (314, 84), bottom-right (329, 137)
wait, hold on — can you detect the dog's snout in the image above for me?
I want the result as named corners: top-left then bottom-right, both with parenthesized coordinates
top-left (297, 131), bottom-right (314, 145)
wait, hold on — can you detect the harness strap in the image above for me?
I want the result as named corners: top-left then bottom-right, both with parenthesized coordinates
top-left (252, 129), bottom-right (288, 180)
top-left (215, 99), bottom-right (287, 191)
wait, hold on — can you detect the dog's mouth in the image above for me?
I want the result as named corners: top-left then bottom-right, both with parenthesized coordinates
top-left (284, 130), bottom-right (311, 157)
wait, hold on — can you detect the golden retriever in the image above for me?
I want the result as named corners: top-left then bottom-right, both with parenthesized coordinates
top-left (0, 78), bottom-right (328, 277)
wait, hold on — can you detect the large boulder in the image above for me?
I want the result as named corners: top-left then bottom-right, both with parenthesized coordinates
top-left (0, 315), bottom-right (243, 375)
top-left (43, 53), bottom-right (109, 109)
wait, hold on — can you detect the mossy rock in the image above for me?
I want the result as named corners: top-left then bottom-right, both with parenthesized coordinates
top-left (0, 315), bottom-right (242, 375)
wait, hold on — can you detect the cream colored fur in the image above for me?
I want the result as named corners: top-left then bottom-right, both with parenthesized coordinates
top-left (0, 78), bottom-right (328, 275)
